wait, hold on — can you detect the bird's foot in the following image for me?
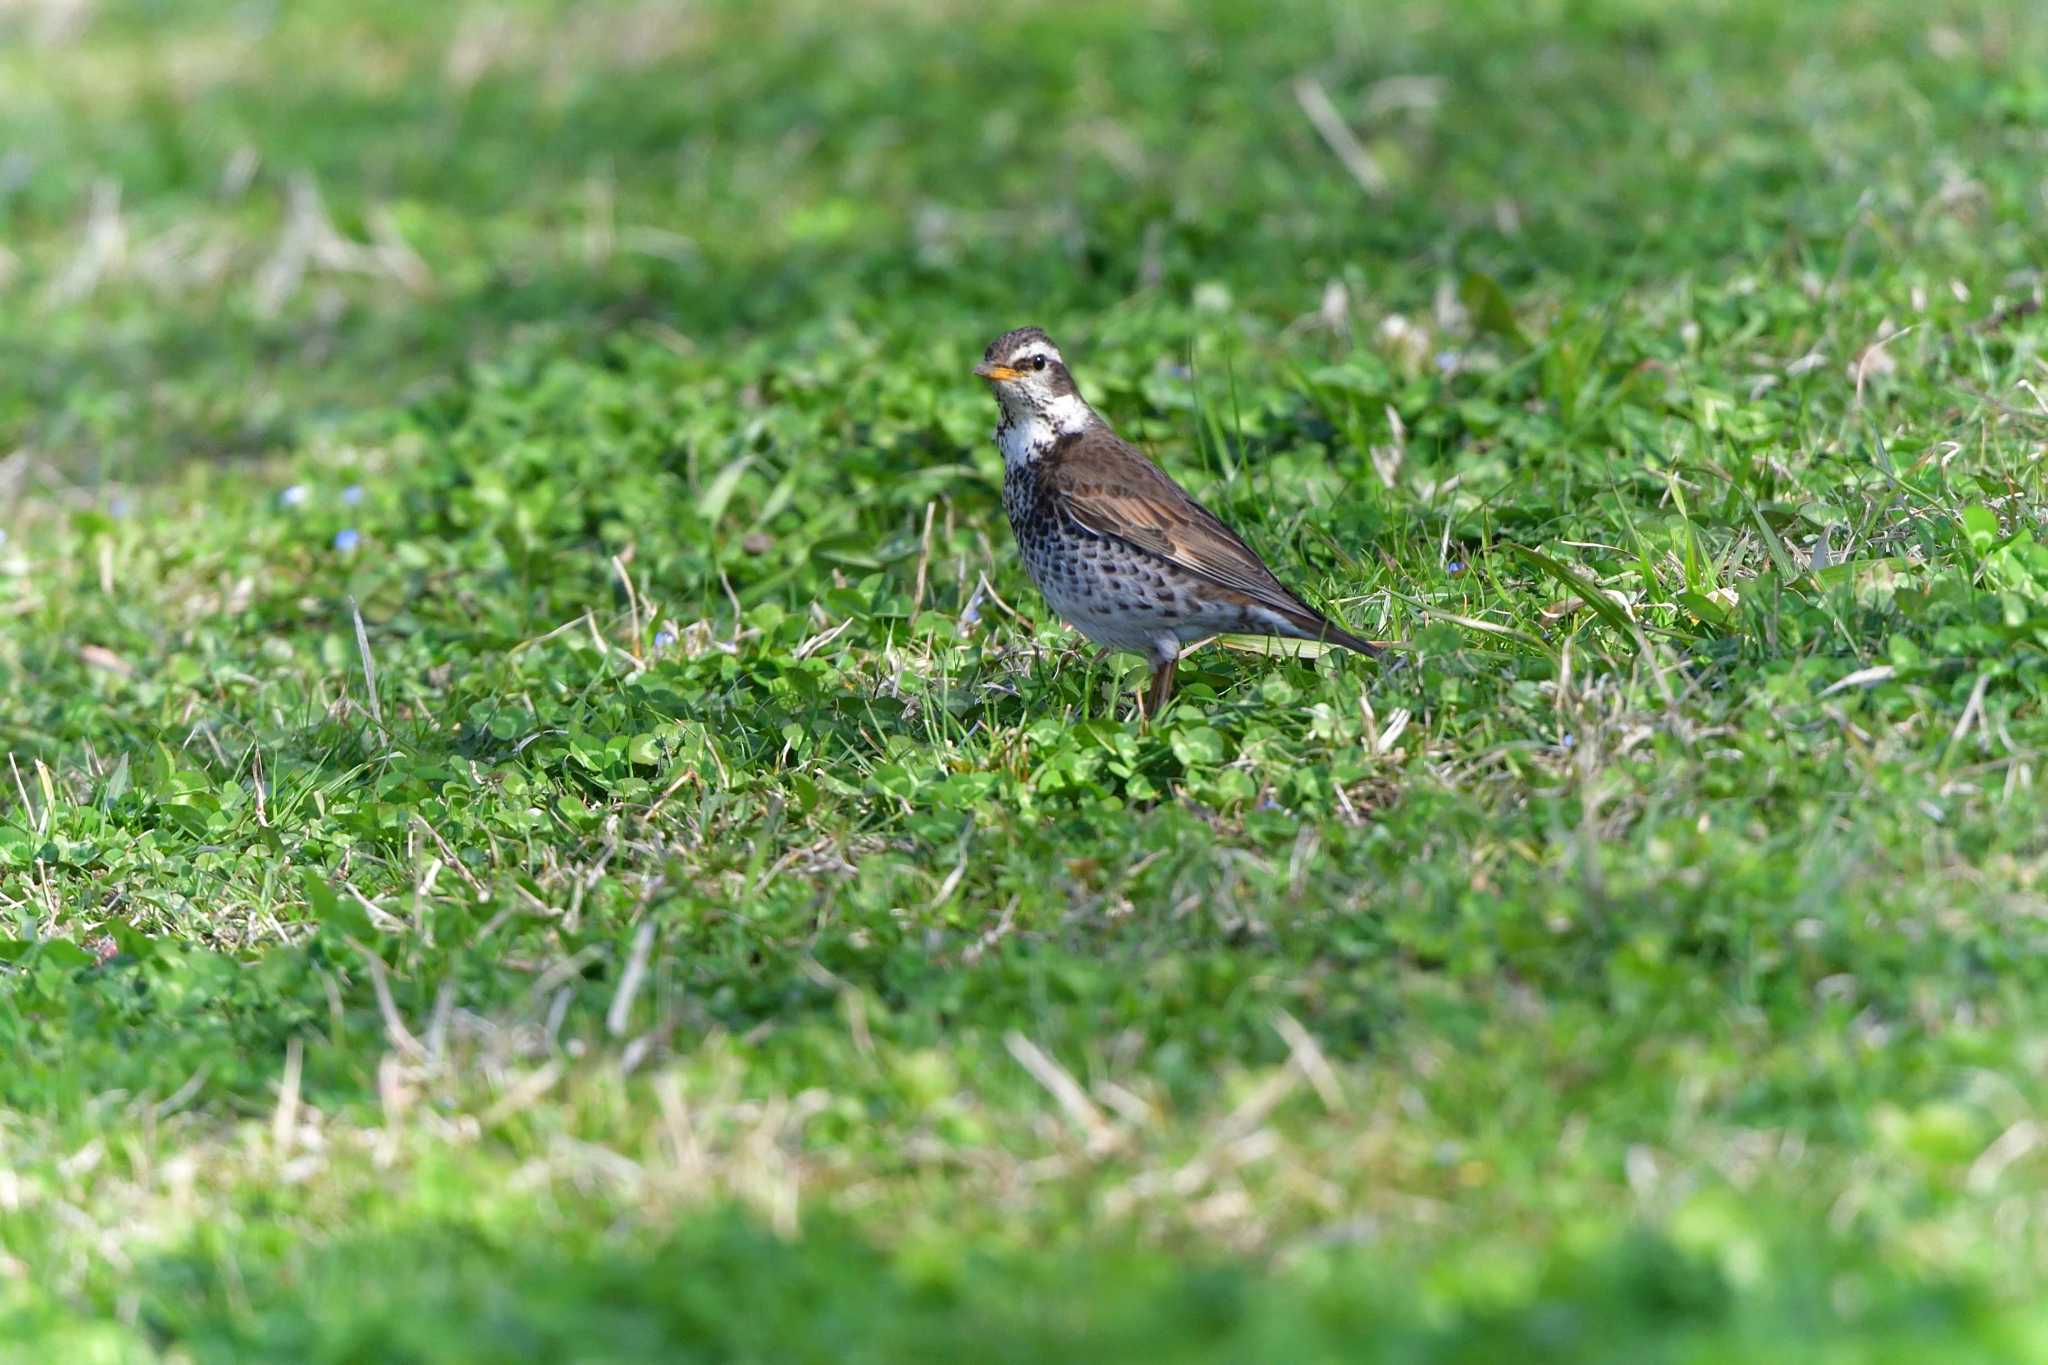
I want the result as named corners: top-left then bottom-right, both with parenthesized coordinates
top-left (1138, 656), bottom-right (1179, 726)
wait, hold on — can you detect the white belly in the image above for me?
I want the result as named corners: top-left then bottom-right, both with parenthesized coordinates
top-left (1027, 552), bottom-right (1217, 661)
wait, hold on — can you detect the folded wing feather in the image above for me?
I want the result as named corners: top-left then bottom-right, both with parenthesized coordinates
top-left (1048, 431), bottom-right (1330, 630)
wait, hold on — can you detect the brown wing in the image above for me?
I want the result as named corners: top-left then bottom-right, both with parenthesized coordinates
top-left (1046, 428), bottom-right (1331, 628)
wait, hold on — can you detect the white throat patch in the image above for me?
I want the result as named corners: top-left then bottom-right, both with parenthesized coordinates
top-left (1043, 392), bottom-right (1091, 435)
top-left (996, 392), bottom-right (1094, 469)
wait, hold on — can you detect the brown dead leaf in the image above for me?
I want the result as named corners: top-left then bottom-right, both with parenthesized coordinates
top-left (79, 644), bottom-right (133, 676)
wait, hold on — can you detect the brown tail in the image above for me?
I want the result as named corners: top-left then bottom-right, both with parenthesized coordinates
top-left (1280, 604), bottom-right (1383, 658)
top-left (1316, 621), bottom-right (1384, 658)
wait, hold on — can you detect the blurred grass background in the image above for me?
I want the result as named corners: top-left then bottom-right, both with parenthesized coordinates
top-left (8, 0), bottom-right (2041, 482)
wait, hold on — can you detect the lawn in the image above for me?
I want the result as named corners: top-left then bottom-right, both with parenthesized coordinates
top-left (4, 0), bottom-right (2048, 1358)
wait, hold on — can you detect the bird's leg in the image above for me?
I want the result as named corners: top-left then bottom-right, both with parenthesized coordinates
top-left (1143, 655), bottom-right (1178, 720)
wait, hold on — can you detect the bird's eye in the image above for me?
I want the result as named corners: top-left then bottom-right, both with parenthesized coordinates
top-left (1030, 355), bottom-right (1047, 371)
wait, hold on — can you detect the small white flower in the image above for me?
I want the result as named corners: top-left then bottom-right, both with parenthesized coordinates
top-left (279, 484), bottom-right (310, 509)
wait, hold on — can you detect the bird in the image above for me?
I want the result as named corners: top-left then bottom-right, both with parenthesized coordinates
top-left (973, 326), bottom-right (1382, 716)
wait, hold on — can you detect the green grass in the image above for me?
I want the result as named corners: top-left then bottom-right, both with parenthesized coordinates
top-left (5, 0), bottom-right (2048, 1357)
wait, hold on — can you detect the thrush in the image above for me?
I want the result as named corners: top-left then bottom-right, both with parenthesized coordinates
top-left (974, 326), bottom-right (1381, 714)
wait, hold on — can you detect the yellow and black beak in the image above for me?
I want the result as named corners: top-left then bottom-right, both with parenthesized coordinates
top-left (974, 361), bottom-right (1023, 383)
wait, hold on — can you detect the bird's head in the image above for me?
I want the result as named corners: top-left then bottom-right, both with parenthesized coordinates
top-left (974, 327), bottom-right (1089, 429)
